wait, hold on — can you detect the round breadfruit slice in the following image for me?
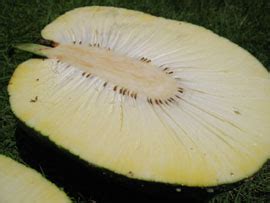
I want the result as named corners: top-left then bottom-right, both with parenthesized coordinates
top-left (9, 6), bottom-right (270, 188)
top-left (0, 155), bottom-right (71, 203)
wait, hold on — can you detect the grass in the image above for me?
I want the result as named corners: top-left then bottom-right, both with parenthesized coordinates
top-left (0, 0), bottom-right (269, 202)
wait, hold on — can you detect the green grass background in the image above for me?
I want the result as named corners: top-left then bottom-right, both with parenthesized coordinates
top-left (0, 0), bottom-right (269, 202)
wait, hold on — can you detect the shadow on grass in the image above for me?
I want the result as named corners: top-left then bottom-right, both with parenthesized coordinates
top-left (15, 126), bottom-right (215, 203)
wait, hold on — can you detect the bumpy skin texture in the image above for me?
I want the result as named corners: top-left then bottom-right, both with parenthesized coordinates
top-left (9, 6), bottom-right (270, 188)
top-left (0, 154), bottom-right (71, 203)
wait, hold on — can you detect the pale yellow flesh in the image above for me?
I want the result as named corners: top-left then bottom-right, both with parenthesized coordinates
top-left (9, 6), bottom-right (270, 187)
top-left (0, 155), bottom-right (71, 203)
top-left (42, 7), bottom-right (268, 78)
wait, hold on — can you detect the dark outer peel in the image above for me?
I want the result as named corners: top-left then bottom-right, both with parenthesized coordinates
top-left (14, 120), bottom-right (268, 203)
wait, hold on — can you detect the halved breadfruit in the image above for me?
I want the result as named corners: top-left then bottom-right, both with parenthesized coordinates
top-left (0, 155), bottom-right (71, 203)
top-left (9, 6), bottom-right (270, 188)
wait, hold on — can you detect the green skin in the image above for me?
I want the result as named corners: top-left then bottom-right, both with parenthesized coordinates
top-left (14, 43), bottom-right (51, 57)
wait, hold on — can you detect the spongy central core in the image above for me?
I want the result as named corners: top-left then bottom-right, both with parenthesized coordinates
top-left (44, 44), bottom-right (178, 99)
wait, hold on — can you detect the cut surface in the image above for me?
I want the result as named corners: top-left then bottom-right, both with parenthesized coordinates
top-left (0, 155), bottom-right (71, 203)
top-left (43, 44), bottom-right (179, 100)
top-left (42, 6), bottom-right (269, 78)
top-left (9, 6), bottom-right (270, 187)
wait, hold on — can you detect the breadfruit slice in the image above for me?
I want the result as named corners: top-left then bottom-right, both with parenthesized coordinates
top-left (0, 155), bottom-right (71, 203)
top-left (9, 6), bottom-right (270, 187)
